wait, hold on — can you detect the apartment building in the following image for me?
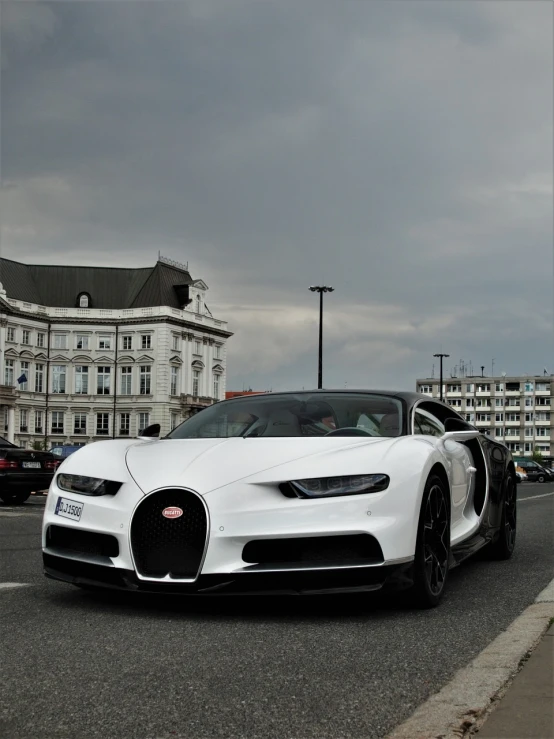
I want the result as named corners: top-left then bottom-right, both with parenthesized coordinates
top-left (415, 374), bottom-right (552, 458)
top-left (0, 256), bottom-right (232, 448)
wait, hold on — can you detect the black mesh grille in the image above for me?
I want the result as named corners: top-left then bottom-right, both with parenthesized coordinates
top-left (130, 489), bottom-right (208, 579)
top-left (46, 525), bottom-right (119, 558)
top-left (242, 534), bottom-right (384, 567)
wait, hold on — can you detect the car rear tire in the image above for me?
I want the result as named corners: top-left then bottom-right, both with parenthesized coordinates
top-left (406, 474), bottom-right (450, 609)
top-left (537, 474), bottom-right (545, 483)
top-left (487, 474), bottom-right (517, 560)
top-left (0, 491), bottom-right (31, 505)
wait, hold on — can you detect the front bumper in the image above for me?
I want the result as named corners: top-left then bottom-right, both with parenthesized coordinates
top-left (43, 551), bottom-right (414, 595)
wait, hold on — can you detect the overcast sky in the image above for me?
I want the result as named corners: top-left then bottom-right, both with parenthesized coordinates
top-left (1, 0), bottom-right (552, 391)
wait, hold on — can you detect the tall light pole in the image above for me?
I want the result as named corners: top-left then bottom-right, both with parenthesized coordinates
top-left (433, 353), bottom-right (450, 401)
top-left (309, 286), bottom-right (334, 389)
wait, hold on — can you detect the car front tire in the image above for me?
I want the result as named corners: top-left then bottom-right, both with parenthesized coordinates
top-left (407, 474), bottom-right (450, 609)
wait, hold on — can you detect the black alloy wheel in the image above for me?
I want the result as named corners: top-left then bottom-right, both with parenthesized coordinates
top-left (407, 475), bottom-right (450, 608)
top-left (488, 473), bottom-right (517, 560)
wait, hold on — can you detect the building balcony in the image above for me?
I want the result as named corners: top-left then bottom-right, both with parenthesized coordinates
top-left (535, 389), bottom-right (551, 396)
top-left (475, 391), bottom-right (492, 397)
top-left (505, 420), bottom-right (521, 426)
top-left (535, 419), bottom-right (551, 426)
top-left (535, 435), bottom-right (551, 441)
top-left (535, 404), bottom-right (551, 411)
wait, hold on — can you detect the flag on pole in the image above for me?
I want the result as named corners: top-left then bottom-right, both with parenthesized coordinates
top-left (17, 373), bottom-right (27, 385)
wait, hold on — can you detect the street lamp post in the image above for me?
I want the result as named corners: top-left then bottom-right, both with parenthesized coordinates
top-left (309, 285), bottom-right (334, 389)
top-left (433, 353), bottom-right (450, 401)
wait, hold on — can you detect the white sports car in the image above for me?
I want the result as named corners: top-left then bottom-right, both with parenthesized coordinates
top-left (42, 390), bottom-right (517, 607)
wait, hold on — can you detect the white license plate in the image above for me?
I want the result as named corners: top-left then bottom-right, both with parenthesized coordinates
top-left (22, 461), bottom-right (41, 469)
top-left (55, 497), bottom-right (84, 522)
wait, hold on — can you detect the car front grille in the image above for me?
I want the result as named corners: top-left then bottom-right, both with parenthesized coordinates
top-left (130, 489), bottom-right (208, 580)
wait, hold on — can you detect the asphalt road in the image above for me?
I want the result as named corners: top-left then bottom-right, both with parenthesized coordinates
top-left (1, 484), bottom-right (553, 739)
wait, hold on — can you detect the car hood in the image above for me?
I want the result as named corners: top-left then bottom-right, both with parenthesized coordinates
top-left (125, 436), bottom-right (401, 494)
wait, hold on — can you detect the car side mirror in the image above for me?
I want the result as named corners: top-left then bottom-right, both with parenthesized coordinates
top-left (442, 430), bottom-right (481, 443)
top-left (138, 423), bottom-right (160, 440)
top-left (444, 417), bottom-right (475, 432)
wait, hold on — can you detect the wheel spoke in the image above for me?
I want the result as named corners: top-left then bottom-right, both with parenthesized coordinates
top-left (422, 484), bottom-right (450, 595)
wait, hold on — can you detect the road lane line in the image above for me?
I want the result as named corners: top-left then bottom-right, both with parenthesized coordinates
top-left (519, 491), bottom-right (554, 502)
top-left (0, 583), bottom-right (30, 590)
top-left (386, 577), bottom-right (554, 739)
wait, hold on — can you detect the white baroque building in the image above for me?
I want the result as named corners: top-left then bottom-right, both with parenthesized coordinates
top-left (416, 373), bottom-right (552, 460)
top-left (0, 256), bottom-right (232, 448)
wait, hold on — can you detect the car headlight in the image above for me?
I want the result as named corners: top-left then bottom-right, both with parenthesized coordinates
top-left (285, 474), bottom-right (389, 499)
top-left (56, 473), bottom-right (122, 497)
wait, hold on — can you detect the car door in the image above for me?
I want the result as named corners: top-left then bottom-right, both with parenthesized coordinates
top-left (413, 404), bottom-right (476, 537)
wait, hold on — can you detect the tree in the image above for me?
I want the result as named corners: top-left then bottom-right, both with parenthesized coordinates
top-left (32, 439), bottom-right (48, 451)
top-left (531, 448), bottom-right (543, 463)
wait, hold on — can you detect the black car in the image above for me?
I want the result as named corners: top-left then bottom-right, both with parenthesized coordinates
top-left (513, 458), bottom-right (554, 483)
top-left (0, 437), bottom-right (59, 504)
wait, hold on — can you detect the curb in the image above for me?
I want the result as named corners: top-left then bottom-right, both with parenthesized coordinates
top-left (386, 580), bottom-right (554, 739)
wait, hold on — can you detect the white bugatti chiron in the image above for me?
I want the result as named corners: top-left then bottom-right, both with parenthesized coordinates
top-left (42, 390), bottom-right (517, 607)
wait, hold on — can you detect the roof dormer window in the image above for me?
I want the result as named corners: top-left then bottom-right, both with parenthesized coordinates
top-left (77, 292), bottom-right (91, 308)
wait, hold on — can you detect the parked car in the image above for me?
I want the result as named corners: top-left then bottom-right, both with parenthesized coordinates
top-left (513, 458), bottom-right (554, 483)
top-left (515, 468), bottom-right (528, 483)
top-left (43, 389), bottom-right (517, 608)
top-left (0, 437), bottom-right (59, 504)
top-left (49, 445), bottom-right (83, 460)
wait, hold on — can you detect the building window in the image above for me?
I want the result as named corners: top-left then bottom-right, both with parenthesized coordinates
top-left (495, 413), bottom-right (504, 422)
top-left (97, 366), bottom-right (111, 395)
top-left (19, 409), bottom-right (29, 433)
top-left (139, 365), bottom-right (151, 395)
top-left (52, 365), bottom-right (67, 394)
top-left (214, 345), bottom-right (222, 360)
top-left (194, 340), bottom-right (201, 355)
top-left (525, 412), bottom-right (533, 423)
top-left (495, 383), bottom-right (504, 392)
top-left (7, 327), bottom-right (16, 342)
top-left (465, 413), bottom-right (475, 423)
top-left (525, 428), bottom-right (533, 438)
top-left (506, 382), bottom-right (520, 392)
top-left (447, 384), bottom-right (461, 393)
top-left (536, 412), bottom-right (551, 421)
top-left (74, 414), bottom-right (87, 435)
top-left (213, 374), bottom-right (220, 399)
top-left (96, 413), bottom-right (109, 436)
top-left (476, 399), bottom-right (490, 407)
top-left (506, 442), bottom-right (520, 452)
top-left (138, 412), bottom-right (150, 434)
top-left (476, 384), bottom-right (490, 393)
top-left (536, 383), bottom-right (550, 392)
top-left (448, 399), bottom-right (461, 407)
top-left (466, 384), bottom-right (474, 392)
top-left (476, 413), bottom-right (491, 422)
top-left (524, 382), bottom-right (534, 392)
top-left (196, 294), bottom-right (202, 314)
top-left (76, 334), bottom-right (90, 350)
top-left (495, 398), bottom-right (503, 407)
top-left (78, 293), bottom-right (90, 308)
top-left (536, 444), bottom-right (550, 453)
top-left (98, 334), bottom-right (112, 350)
top-left (192, 370), bottom-right (201, 397)
top-left (525, 398), bottom-right (533, 407)
top-left (34, 364), bottom-right (44, 393)
top-left (172, 335), bottom-right (180, 351)
top-left (34, 410), bottom-right (43, 434)
top-left (52, 334), bottom-right (68, 350)
top-left (4, 359), bottom-right (14, 386)
top-left (506, 413), bottom-right (520, 423)
top-left (37, 333), bottom-right (45, 348)
top-left (22, 330), bottom-right (31, 345)
top-left (494, 428), bottom-right (503, 438)
top-left (466, 398), bottom-right (475, 408)
top-left (75, 366), bottom-right (89, 394)
top-left (51, 412), bottom-right (64, 434)
top-left (524, 442), bottom-right (532, 453)
top-left (170, 412), bottom-right (179, 430)
top-left (536, 397), bottom-right (550, 406)
top-left (119, 413), bottom-right (130, 436)
top-left (170, 366), bottom-right (178, 396)
top-left (536, 428), bottom-right (548, 437)
top-left (19, 362), bottom-right (29, 390)
top-left (120, 367), bottom-right (132, 395)
top-left (122, 336), bottom-right (132, 351)
top-left (141, 335), bottom-right (151, 350)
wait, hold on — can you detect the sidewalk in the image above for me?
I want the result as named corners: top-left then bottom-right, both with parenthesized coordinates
top-left (474, 624), bottom-right (553, 739)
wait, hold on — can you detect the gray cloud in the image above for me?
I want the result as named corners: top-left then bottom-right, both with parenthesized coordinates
top-left (1, 0), bottom-right (552, 390)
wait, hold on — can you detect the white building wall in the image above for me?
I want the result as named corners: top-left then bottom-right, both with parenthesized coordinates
top-left (0, 300), bottom-right (230, 448)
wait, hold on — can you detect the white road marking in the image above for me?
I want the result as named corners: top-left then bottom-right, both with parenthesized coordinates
top-left (519, 491), bottom-right (554, 502)
top-left (386, 577), bottom-right (554, 739)
top-left (0, 583), bottom-right (30, 590)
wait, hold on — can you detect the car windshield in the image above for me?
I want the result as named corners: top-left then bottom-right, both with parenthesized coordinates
top-left (167, 393), bottom-right (403, 439)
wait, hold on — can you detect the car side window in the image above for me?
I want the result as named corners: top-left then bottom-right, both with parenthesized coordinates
top-left (51, 447), bottom-right (63, 457)
top-left (414, 409), bottom-right (444, 437)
